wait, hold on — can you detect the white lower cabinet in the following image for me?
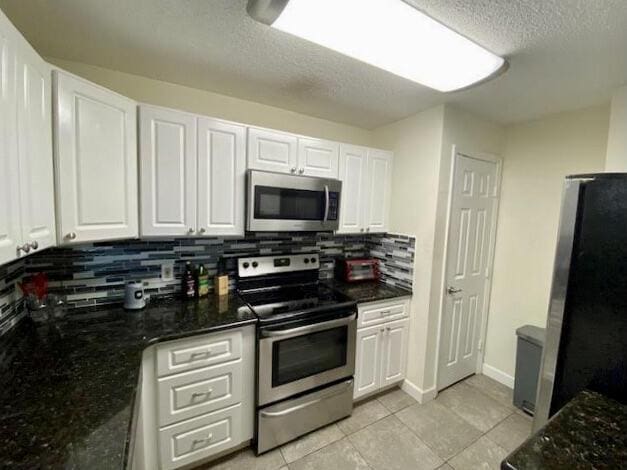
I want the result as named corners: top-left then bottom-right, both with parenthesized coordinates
top-left (354, 299), bottom-right (410, 400)
top-left (134, 325), bottom-right (255, 470)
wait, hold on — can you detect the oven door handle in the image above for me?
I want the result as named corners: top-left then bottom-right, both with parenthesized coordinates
top-left (259, 379), bottom-right (354, 418)
top-left (323, 184), bottom-right (329, 222)
top-left (260, 313), bottom-right (356, 339)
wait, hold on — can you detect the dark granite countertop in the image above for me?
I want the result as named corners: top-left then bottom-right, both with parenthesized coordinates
top-left (324, 280), bottom-right (412, 303)
top-left (502, 390), bottom-right (627, 469)
top-left (0, 295), bottom-right (256, 469)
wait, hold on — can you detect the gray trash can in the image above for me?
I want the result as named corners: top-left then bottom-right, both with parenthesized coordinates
top-left (514, 325), bottom-right (545, 415)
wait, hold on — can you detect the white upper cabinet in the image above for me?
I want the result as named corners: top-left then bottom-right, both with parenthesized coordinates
top-left (297, 137), bottom-right (339, 178)
top-left (16, 40), bottom-right (56, 253)
top-left (197, 118), bottom-right (246, 236)
top-left (248, 127), bottom-right (297, 174)
top-left (365, 149), bottom-right (393, 233)
top-left (337, 145), bottom-right (367, 234)
top-left (54, 70), bottom-right (138, 244)
top-left (139, 105), bottom-right (197, 237)
top-left (0, 18), bottom-right (21, 265)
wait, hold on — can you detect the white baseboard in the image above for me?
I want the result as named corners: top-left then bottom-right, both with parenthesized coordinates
top-left (401, 379), bottom-right (437, 404)
top-left (482, 363), bottom-right (515, 389)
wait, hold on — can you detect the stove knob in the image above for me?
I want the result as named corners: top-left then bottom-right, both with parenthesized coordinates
top-left (304, 258), bottom-right (310, 264)
top-left (242, 262), bottom-right (250, 269)
top-left (252, 261), bottom-right (259, 268)
top-left (310, 257), bottom-right (317, 264)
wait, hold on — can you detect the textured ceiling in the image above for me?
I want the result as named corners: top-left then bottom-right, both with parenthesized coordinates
top-left (1, 0), bottom-right (626, 128)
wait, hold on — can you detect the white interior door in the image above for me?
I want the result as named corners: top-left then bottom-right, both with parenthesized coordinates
top-left (54, 70), bottom-right (138, 243)
top-left (438, 152), bottom-right (499, 390)
top-left (197, 118), bottom-right (246, 236)
top-left (0, 21), bottom-right (21, 264)
top-left (139, 105), bottom-right (197, 237)
top-left (338, 145), bottom-right (367, 234)
top-left (16, 43), bottom-right (56, 251)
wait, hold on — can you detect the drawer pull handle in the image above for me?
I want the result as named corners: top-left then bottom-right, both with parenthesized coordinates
top-left (192, 433), bottom-right (213, 448)
top-left (381, 310), bottom-right (391, 316)
top-left (190, 351), bottom-right (211, 360)
top-left (191, 389), bottom-right (213, 400)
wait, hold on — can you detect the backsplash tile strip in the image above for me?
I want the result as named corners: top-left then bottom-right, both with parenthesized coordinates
top-left (0, 258), bottom-right (26, 336)
top-left (0, 232), bottom-right (414, 334)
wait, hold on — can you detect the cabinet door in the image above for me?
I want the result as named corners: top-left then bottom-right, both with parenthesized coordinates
top-left (337, 145), bottom-right (367, 234)
top-left (297, 137), bottom-right (339, 178)
top-left (354, 324), bottom-right (383, 399)
top-left (0, 18), bottom-right (21, 264)
top-left (247, 127), bottom-right (297, 174)
top-left (380, 318), bottom-right (409, 388)
top-left (54, 71), bottom-right (138, 243)
top-left (364, 149), bottom-right (393, 233)
top-left (139, 105), bottom-right (197, 237)
top-left (16, 42), bottom-right (56, 252)
top-left (198, 118), bottom-right (246, 236)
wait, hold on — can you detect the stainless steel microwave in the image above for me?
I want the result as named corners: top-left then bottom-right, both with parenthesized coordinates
top-left (246, 170), bottom-right (342, 232)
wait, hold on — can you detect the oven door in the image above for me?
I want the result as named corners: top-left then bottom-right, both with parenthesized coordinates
top-left (247, 170), bottom-right (341, 232)
top-left (258, 311), bottom-right (356, 406)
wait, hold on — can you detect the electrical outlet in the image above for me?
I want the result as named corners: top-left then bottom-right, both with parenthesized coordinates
top-left (161, 263), bottom-right (174, 281)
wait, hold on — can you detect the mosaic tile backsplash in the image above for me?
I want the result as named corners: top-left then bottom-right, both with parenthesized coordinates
top-left (0, 232), bottom-right (414, 334)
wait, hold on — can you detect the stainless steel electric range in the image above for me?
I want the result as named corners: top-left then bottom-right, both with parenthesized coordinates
top-left (236, 253), bottom-right (357, 454)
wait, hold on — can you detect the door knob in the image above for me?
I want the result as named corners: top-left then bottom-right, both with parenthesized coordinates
top-left (447, 286), bottom-right (463, 295)
top-left (30, 241), bottom-right (39, 250)
top-left (199, 227), bottom-right (206, 234)
top-left (290, 167), bottom-right (297, 173)
top-left (188, 227), bottom-right (195, 234)
top-left (298, 168), bottom-right (304, 174)
top-left (67, 232), bottom-right (77, 240)
top-left (20, 243), bottom-right (31, 253)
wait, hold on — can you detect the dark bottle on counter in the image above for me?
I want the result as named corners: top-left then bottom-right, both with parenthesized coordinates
top-left (182, 261), bottom-right (196, 300)
top-left (196, 264), bottom-right (209, 298)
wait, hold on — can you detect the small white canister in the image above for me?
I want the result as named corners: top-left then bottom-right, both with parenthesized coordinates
top-left (124, 281), bottom-right (146, 310)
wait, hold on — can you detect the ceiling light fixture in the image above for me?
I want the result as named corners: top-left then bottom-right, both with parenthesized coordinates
top-left (247, 0), bottom-right (507, 92)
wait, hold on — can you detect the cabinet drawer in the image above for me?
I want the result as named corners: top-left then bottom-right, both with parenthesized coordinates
top-left (159, 404), bottom-right (242, 470)
top-left (357, 299), bottom-right (408, 329)
top-left (158, 361), bottom-right (242, 427)
top-left (156, 330), bottom-right (242, 377)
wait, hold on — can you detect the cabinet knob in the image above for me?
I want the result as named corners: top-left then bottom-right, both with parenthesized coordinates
top-left (199, 227), bottom-right (206, 234)
top-left (366, 227), bottom-right (370, 232)
top-left (20, 243), bottom-right (31, 253)
top-left (30, 241), bottom-right (39, 250)
top-left (298, 168), bottom-right (304, 174)
top-left (380, 327), bottom-right (384, 333)
top-left (360, 228), bottom-right (364, 233)
top-left (290, 167), bottom-right (297, 173)
top-left (188, 227), bottom-right (195, 234)
top-left (67, 232), bottom-right (77, 240)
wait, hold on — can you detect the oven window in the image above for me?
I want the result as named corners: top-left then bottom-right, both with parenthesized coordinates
top-left (255, 186), bottom-right (325, 220)
top-left (272, 326), bottom-right (348, 387)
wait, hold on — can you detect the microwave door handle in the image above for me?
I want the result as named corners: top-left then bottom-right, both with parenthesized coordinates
top-left (323, 184), bottom-right (330, 222)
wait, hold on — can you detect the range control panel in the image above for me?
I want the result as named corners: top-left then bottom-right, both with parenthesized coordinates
top-left (237, 253), bottom-right (320, 278)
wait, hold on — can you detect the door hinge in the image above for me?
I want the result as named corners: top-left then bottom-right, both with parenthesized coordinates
top-left (478, 339), bottom-right (483, 351)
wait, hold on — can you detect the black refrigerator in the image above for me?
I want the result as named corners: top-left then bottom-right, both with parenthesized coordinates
top-left (534, 173), bottom-right (627, 430)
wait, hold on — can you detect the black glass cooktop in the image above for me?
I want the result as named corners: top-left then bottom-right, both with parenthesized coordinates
top-left (238, 283), bottom-right (354, 322)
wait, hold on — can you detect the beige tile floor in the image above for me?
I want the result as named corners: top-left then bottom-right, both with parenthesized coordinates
top-left (205, 374), bottom-right (532, 470)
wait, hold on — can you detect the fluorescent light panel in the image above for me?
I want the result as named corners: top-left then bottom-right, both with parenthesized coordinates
top-left (267, 0), bottom-right (505, 92)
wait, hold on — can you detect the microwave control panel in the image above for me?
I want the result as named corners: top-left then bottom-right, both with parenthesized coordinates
top-left (328, 192), bottom-right (339, 220)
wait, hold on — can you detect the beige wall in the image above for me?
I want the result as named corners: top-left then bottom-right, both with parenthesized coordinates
top-left (48, 58), bottom-right (373, 147)
top-left (485, 105), bottom-right (610, 381)
top-left (430, 106), bottom-right (504, 389)
top-left (371, 104), bottom-right (503, 396)
top-left (606, 85), bottom-right (627, 170)
top-left (371, 105), bottom-right (445, 394)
